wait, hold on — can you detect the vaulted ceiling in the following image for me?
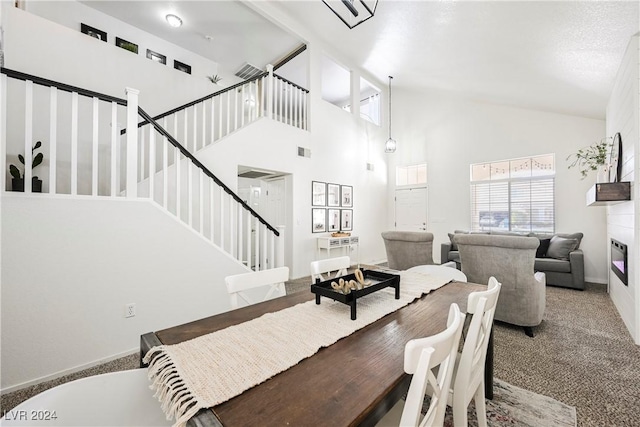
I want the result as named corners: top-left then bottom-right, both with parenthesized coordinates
top-left (83, 1), bottom-right (639, 120)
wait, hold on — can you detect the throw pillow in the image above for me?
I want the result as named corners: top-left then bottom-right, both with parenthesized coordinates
top-left (546, 236), bottom-right (578, 260)
top-left (536, 238), bottom-right (551, 258)
top-left (448, 233), bottom-right (458, 251)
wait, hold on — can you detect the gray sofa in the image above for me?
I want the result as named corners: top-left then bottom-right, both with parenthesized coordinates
top-left (441, 230), bottom-right (585, 290)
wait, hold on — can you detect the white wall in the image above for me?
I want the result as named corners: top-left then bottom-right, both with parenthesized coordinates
top-left (197, 113), bottom-right (388, 279)
top-left (606, 35), bottom-right (639, 343)
top-left (385, 88), bottom-right (608, 282)
top-left (0, 195), bottom-right (249, 391)
top-left (2, 5), bottom-right (223, 116)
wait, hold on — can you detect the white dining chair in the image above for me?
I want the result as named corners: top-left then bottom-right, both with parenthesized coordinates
top-left (448, 276), bottom-right (502, 427)
top-left (406, 264), bottom-right (467, 282)
top-left (225, 266), bottom-right (289, 309)
top-left (310, 256), bottom-right (350, 283)
top-left (399, 303), bottom-right (465, 427)
top-left (1, 369), bottom-right (171, 426)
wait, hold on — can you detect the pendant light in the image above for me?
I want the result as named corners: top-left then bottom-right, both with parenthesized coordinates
top-left (385, 75), bottom-right (396, 153)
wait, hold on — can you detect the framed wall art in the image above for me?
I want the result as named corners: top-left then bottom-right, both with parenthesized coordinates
top-left (115, 37), bottom-right (138, 54)
top-left (341, 185), bottom-right (353, 207)
top-left (174, 60), bottom-right (192, 74)
top-left (81, 23), bottom-right (107, 42)
top-left (328, 209), bottom-right (341, 232)
top-left (146, 49), bottom-right (167, 65)
top-left (340, 209), bottom-right (353, 231)
top-left (327, 183), bottom-right (340, 207)
top-left (312, 208), bottom-right (327, 233)
top-left (312, 181), bottom-right (326, 206)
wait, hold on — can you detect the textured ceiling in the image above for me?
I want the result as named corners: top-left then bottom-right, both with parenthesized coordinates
top-left (272, 0), bottom-right (639, 119)
top-left (82, 1), bottom-right (639, 120)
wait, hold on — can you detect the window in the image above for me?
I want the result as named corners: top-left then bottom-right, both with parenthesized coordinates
top-left (470, 154), bottom-right (555, 233)
top-left (396, 163), bottom-right (427, 187)
top-left (321, 55), bottom-right (351, 110)
top-left (358, 77), bottom-right (380, 125)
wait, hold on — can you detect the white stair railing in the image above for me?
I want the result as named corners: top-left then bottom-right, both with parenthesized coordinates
top-left (1, 68), bottom-right (284, 270)
top-left (131, 67), bottom-right (309, 154)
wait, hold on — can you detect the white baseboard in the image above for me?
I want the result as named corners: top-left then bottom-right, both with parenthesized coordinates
top-left (1, 348), bottom-right (139, 395)
top-left (585, 276), bottom-right (607, 285)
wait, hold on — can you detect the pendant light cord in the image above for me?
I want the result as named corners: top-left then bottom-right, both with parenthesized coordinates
top-left (388, 76), bottom-right (393, 139)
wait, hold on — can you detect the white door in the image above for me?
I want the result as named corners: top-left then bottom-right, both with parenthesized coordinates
top-left (395, 187), bottom-right (428, 231)
top-left (266, 178), bottom-right (286, 226)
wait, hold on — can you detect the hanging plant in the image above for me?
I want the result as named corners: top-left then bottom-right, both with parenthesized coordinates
top-left (566, 138), bottom-right (611, 179)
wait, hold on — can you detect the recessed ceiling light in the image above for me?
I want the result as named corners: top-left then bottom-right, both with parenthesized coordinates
top-left (165, 14), bottom-right (182, 28)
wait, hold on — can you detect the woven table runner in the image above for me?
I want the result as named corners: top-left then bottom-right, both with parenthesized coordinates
top-left (144, 270), bottom-right (452, 427)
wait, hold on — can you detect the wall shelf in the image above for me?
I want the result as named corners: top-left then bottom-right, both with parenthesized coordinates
top-left (586, 182), bottom-right (631, 206)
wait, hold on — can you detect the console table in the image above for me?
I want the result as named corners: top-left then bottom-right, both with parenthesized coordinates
top-left (317, 236), bottom-right (360, 268)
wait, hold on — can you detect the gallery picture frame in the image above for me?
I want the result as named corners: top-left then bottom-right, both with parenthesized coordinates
top-left (312, 181), bottom-right (326, 206)
top-left (327, 183), bottom-right (340, 207)
top-left (115, 37), bottom-right (138, 54)
top-left (341, 209), bottom-right (353, 231)
top-left (327, 208), bottom-right (341, 232)
top-left (341, 185), bottom-right (353, 207)
top-left (81, 23), bottom-right (107, 42)
top-left (174, 60), bottom-right (192, 74)
top-left (312, 208), bottom-right (327, 233)
top-left (146, 49), bottom-right (167, 65)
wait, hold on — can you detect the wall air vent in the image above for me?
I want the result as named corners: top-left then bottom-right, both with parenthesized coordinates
top-left (298, 147), bottom-right (311, 158)
top-left (235, 63), bottom-right (264, 80)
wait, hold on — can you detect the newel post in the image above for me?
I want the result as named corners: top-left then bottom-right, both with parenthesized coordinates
top-left (267, 64), bottom-right (274, 120)
top-left (125, 87), bottom-right (139, 198)
top-left (276, 225), bottom-right (285, 268)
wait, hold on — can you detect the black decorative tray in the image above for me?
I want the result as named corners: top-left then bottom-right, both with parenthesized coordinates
top-left (311, 269), bottom-right (401, 320)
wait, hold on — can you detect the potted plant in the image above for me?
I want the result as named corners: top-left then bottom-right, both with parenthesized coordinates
top-left (566, 138), bottom-right (611, 180)
top-left (207, 74), bottom-right (222, 85)
top-left (9, 141), bottom-right (44, 192)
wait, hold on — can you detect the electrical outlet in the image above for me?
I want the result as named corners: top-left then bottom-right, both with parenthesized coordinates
top-left (125, 303), bottom-right (136, 318)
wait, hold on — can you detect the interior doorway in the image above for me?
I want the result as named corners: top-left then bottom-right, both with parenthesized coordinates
top-left (238, 166), bottom-right (291, 270)
top-left (394, 187), bottom-right (428, 231)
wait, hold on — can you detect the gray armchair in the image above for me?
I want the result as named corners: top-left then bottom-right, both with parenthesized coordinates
top-left (454, 234), bottom-right (545, 337)
top-left (381, 231), bottom-right (434, 271)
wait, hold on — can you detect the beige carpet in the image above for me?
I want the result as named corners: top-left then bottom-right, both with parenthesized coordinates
top-left (2, 272), bottom-right (638, 427)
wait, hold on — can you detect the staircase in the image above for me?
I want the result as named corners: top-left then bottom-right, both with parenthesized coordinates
top-left (0, 66), bottom-right (309, 271)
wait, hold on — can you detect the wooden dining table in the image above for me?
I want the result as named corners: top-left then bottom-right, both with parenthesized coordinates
top-left (140, 279), bottom-right (491, 427)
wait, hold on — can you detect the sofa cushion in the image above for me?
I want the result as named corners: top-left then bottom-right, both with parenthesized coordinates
top-left (546, 236), bottom-right (579, 260)
top-left (535, 257), bottom-right (571, 273)
top-left (448, 230), bottom-right (473, 251)
top-left (448, 251), bottom-right (460, 262)
top-left (536, 238), bottom-right (551, 258)
top-left (531, 232), bottom-right (583, 249)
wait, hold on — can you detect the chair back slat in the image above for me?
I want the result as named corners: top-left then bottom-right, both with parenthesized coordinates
top-left (225, 267), bottom-right (289, 309)
top-left (310, 256), bottom-right (350, 283)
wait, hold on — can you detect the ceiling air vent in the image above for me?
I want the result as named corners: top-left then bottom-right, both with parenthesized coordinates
top-left (238, 169), bottom-right (274, 179)
top-left (235, 63), bottom-right (263, 80)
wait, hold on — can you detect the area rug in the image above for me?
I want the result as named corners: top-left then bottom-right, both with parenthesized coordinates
top-left (424, 379), bottom-right (577, 427)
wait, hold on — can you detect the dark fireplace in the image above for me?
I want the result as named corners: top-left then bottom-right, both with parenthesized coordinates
top-left (611, 239), bottom-right (628, 286)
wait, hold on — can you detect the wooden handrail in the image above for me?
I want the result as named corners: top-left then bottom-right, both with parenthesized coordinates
top-left (273, 44), bottom-right (307, 71)
top-left (0, 67), bottom-right (279, 237)
top-left (1, 68), bottom-right (127, 105)
top-left (137, 107), bottom-right (280, 236)
top-left (127, 71), bottom-right (269, 133)
top-left (273, 73), bottom-right (309, 94)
